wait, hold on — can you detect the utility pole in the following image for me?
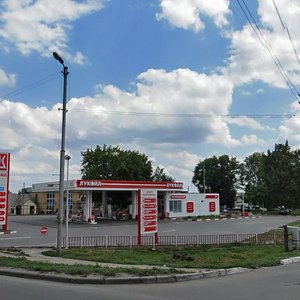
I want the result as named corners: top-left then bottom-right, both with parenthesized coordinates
top-left (203, 163), bottom-right (206, 193)
top-left (53, 52), bottom-right (69, 256)
top-left (65, 154), bottom-right (71, 250)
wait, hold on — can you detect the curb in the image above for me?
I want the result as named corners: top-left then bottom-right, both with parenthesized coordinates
top-left (0, 267), bottom-right (249, 285)
top-left (280, 256), bottom-right (300, 265)
top-left (188, 216), bottom-right (262, 222)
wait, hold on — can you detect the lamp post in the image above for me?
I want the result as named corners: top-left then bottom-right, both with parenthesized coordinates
top-left (203, 163), bottom-right (206, 193)
top-left (65, 155), bottom-right (71, 249)
top-left (53, 52), bottom-right (69, 255)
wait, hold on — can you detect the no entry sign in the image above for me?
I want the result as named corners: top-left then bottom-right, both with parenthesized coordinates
top-left (40, 227), bottom-right (48, 235)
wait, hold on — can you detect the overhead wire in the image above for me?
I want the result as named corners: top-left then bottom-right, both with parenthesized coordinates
top-left (272, 0), bottom-right (300, 68)
top-left (68, 107), bottom-right (297, 119)
top-left (236, 0), bottom-right (299, 99)
top-left (0, 72), bottom-right (61, 102)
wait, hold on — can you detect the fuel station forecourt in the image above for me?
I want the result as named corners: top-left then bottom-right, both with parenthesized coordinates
top-left (31, 179), bottom-right (220, 243)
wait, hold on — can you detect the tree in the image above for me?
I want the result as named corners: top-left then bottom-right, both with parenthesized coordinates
top-left (243, 152), bottom-right (266, 206)
top-left (260, 142), bottom-right (300, 209)
top-left (151, 166), bottom-right (175, 182)
top-left (81, 145), bottom-right (153, 181)
top-left (244, 142), bottom-right (300, 209)
top-left (192, 155), bottom-right (241, 207)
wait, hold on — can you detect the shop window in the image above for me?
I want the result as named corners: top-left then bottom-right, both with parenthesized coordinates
top-left (46, 192), bottom-right (55, 214)
top-left (67, 191), bottom-right (73, 210)
top-left (169, 200), bottom-right (182, 213)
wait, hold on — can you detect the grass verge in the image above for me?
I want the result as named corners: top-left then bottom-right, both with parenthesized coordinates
top-left (0, 255), bottom-right (180, 277)
top-left (43, 244), bottom-right (300, 270)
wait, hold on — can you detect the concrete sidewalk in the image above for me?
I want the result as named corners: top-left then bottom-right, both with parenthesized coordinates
top-left (0, 247), bottom-right (249, 284)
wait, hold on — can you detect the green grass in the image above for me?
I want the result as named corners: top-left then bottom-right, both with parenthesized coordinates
top-left (44, 244), bottom-right (300, 269)
top-left (2, 214), bottom-right (300, 277)
top-left (287, 220), bottom-right (300, 227)
top-left (0, 256), bottom-right (180, 277)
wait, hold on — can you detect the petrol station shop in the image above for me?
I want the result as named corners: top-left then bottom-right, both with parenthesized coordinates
top-left (31, 179), bottom-right (220, 222)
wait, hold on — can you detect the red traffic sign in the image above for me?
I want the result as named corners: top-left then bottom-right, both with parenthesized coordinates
top-left (40, 227), bottom-right (48, 235)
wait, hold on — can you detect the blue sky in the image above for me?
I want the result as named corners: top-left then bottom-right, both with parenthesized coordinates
top-left (1, 0), bottom-right (300, 192)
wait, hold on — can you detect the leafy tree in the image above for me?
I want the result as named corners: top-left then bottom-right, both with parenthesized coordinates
top-left (192, 155), bottom-right (241, 207)
top-left (151, 166), bottom-right (175, 182)
top-left (81, 145), bottom-right (152, 181)
top-left (260, 142), bottom-right (300, 209)
top-left (244, 142), bottom-right (300, 209)
top-left (243, 152), bottom-right (266, 206)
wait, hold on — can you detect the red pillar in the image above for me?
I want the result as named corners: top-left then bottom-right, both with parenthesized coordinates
top-left (2, 153), bottom-right (10, 233)
top-left (137, 189), bottom-right (141, 246)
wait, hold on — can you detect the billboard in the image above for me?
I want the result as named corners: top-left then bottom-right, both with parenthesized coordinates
top-left (140, 189), bottom-right (158, 234)
top-left (0, 153), bottom-right (10, 227)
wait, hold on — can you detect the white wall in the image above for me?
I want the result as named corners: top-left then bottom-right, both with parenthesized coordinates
top-left (166, 193), bottom-right (220, 218)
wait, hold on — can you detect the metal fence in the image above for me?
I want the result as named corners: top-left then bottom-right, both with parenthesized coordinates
top-left (63, 232), bottom-right (279, 248)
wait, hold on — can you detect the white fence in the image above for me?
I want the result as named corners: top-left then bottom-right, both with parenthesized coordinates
top-left (63, 232), bottom-right (278, 248)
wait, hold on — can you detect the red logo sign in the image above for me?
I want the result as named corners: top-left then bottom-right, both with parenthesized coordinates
top-left (206, 194), bottom-right (218, 199)
top-left (0, 154), bottom-right (7, 170)
top-left (209, 202), bottom-right (216, 212)
top-left (170, 194), bottom-right (186, 199)
top-left (186, 201), bottom-right (194, 213)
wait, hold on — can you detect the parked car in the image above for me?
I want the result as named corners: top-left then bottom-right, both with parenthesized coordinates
top-left (251, 205), bottom-right (267, 212)
top-left (279, 206), bottom-right (292, 215)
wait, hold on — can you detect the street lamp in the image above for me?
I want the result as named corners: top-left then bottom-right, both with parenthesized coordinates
top-left (65, 154), bottom-right (71, 249)
top-left (53, 52), bottom-right (69, 255)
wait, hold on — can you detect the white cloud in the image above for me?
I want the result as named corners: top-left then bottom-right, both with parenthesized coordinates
top-left (256, 88), bottom-right (264, 94)
top-left (226, 116), bottom-right (265, 130)
top-left (1, 67), bottom-right (258, 191)
top-left (240, 134), bottom-right (266, 146)
top-left (0, 0), bottom-right (106, 64)
top-left (66, 68), bottom-right (238, 147)
top-left (156, 0), bottom-right (230, 32)
top-left (0, 67), bottom-right (16, 86)
top-left (278, 102), bottom-right (300, 145)
top-left (241, 90), bottom-right (251, 96)
top-left (224, 0), bottom-right (300, 89)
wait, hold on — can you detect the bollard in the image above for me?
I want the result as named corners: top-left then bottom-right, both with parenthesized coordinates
top-left (283, 225), bottom-right (289, 252)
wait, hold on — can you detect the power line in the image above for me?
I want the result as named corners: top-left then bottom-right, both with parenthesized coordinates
top-left (0, 72), bottom-right (61, 102)
top-left (272, 0), bottom-right (300, 68)
top-left (236, 0), bottom-right (299, 99)
top-left (272, 0), bottom-right (285, 29)
top-left (68, 108), bottom-right (296, 119)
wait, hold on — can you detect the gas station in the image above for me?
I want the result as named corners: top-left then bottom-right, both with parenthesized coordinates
top-left (32, 179), bottom-right (185, 222)
top-left (31, 179), bottom-right (219, 243)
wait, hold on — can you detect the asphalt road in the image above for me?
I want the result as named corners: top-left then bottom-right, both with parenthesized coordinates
top-left (1, 262), bottom-right (300, 300)
top-left (0, 214), bottom-right (298, 247)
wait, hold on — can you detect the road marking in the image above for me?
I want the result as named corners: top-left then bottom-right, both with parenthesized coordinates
top-left (0, 236), bottom-right (31, 241)
top-left (162, 229), bottom-right (176, 233)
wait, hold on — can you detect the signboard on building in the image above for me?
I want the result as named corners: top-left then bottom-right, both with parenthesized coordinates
top-left (76, 179), bottom-right (183, 191)
top-left (140, 189), bottom-right (158, 234)
top-left (0, 153), bottom-right (10, 227)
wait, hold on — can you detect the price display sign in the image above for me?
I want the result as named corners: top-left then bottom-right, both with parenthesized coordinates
top-left (140, 189), bottom-right (158, 234)
top-left (0, 153), bottom-right (10, 226)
